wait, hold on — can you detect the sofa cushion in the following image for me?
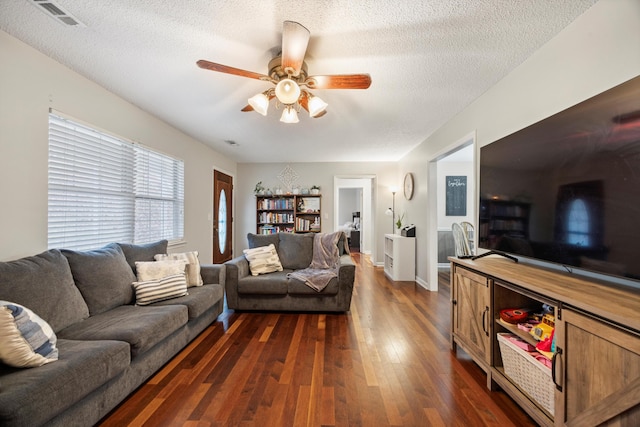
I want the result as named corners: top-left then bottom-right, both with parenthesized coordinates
top-left (57, 304), bottom-right (188, 358)
top-left (0, 301), bottom-right (58, 368)
top-left (61, 245), bottom-right (137, 316)
top-left (0, 249), bottom-right (89, 333)
top-left (132, 273), bottom-right (188, 305)
top-left (154, 251), bottom-right (203, 287)
top-left (0, 338), bottom-right (130, 427)
top-left (277, 233), bottom-right (314, 269)
top-left (237, 271), bottom-right (289, 295)
top-left (247, 233), bottom-right (279, 250)
top-left (243, 244), bottom-right (283, 276)
top-left (151, 284), bottom-right (223, 319)
top-left (116, 240), bottom-right (168, 274)
top-left (288, 276), bottom-right (339, 295)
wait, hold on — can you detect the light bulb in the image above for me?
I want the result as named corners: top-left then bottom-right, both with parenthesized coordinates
top-left (307, 94), bottom-right (328, 117)
top-left (247, 92), bottom-right (269, 116)
top-left (280, 107), bottom-right (299, 124)
top-left (275, 78), bottom-right (301, 105)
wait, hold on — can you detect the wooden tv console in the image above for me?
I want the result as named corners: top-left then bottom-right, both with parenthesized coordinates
top-left (449, 256), bottom-right (640, 426)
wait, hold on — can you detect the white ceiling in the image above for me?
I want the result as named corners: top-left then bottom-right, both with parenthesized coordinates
top-left (0, 0), bottom-right (598, 163)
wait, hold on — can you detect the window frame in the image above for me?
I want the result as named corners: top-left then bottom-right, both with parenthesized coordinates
top-left (47, 112), bottom-right (184, 250)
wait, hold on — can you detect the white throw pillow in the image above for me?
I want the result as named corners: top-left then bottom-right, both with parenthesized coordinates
top-left (154, 251), bottom-right (203, 287)
top-left (132, 273), bottom-right (188, 305)
top-left (243, 244), bottom-right (283, 276)
top-left (134, 259), bottom-right (187, 282)
top-left (0, 301), bottom-right (58, 368)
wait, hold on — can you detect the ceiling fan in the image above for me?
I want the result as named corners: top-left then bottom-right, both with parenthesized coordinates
top-left (197, 21), bottom-right (372, 123)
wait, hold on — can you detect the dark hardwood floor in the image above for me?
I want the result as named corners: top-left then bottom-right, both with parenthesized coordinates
top-left (99, 253), bottom-right (536, 426)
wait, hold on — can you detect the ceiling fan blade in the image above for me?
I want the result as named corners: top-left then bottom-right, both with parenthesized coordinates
top-left (281, 21), bottom-right (310, 77)
top-left (306, 74), bottom-right (372, 90)
top-left (196, 60), bottom-right (270, 81)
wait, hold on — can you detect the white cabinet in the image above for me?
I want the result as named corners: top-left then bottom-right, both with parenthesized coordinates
top-left (383, 234), bottom-right (415, 281)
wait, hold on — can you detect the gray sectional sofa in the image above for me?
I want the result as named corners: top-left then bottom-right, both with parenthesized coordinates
top-left (225, 232), bottom-right (355, 312)
top-left (0, 240), bottom-right (225, 427)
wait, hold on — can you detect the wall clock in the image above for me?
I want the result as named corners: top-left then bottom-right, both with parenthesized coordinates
top-left (403, 172), bottom-right (414, 200)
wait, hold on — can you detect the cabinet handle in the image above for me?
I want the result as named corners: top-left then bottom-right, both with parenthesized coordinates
top-left (452, 299), bottom-right (457, 305)
top-left (482, 306), bottom-right (489, 336)
top-left (552, 347), bottom-right (563, 391)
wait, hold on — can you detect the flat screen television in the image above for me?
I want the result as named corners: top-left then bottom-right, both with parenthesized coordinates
top-left (478, 75), bottom-right (640, 285)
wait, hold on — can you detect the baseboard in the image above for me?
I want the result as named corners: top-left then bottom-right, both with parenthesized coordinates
top-left (415, 276), bottom-right (434, 291)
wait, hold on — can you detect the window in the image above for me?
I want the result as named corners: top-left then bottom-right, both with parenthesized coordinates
top-left (566, 199), bottom-right (590, 246)
top-left (48, 113), bottom-right (184, 250)
top-left (555, 180), bottom-right (603, 249)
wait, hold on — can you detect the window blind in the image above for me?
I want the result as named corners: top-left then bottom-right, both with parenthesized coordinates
top-left (48, 113), bottom-right (184, 250)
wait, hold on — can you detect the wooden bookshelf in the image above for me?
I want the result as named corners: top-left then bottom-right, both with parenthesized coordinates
top-left (256, 194), bottom-right (321, 234)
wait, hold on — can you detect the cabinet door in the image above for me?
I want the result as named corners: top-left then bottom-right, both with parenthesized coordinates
top-left (452, 267), bottom-right (491, 364)
top-left (555, 308), bottom-right (640, 426)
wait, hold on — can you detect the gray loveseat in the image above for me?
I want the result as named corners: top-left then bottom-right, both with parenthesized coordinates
top-left (225, 232), bottom-right (355, 312)
top-left (0, 240), bottom-right (225, 427)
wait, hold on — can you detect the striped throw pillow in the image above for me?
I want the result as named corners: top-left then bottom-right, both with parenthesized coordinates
top-left (0, 301), bottom-right (59, 368)
top-left (243, 244), bottom-right (283, 276)
top-left (154, 251), bottom-right (203, 287)
top-left (132, 273), bottom-right (188, 305)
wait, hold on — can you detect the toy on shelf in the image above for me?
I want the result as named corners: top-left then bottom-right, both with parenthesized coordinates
top-left (529, 313), bottom-right (555, 342)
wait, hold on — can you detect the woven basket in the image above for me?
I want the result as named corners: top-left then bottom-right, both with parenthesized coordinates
top-left (497, 333), bottom-right (555, 415)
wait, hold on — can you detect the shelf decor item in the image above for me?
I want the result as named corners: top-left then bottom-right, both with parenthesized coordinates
top-left (254, 181), bottom-right (265, 195)
top-left (310, 185), bottom-right (320, 195)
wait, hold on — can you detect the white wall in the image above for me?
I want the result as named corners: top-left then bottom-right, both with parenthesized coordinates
top-left (398, 0), bottom-right (640, 289)
top-left (0, 31), bottom-right (236, 261)
top-left (235, 162), bottom-right (396, 262)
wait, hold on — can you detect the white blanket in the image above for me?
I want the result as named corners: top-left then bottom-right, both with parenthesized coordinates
top-left (287, 232), bottom-right (342, 292)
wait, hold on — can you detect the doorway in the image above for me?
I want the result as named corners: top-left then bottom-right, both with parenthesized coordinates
top-left (334, 176), bottom-right (374, 256)
top-left (213, 170), bottom-right (233, 263)
top-left (427, 134), bottom-right (475, 291)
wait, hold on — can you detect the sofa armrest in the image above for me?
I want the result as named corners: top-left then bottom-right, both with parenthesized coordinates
top-left (223, 255), bottom-right (250, 309)
top-left (337, 254), bottom-right (356, 289)
top-left (200, 263), bottom-right (225, 287)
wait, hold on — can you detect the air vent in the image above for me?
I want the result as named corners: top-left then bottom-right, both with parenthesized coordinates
top-left (28, 0), bottom-right (86, 27)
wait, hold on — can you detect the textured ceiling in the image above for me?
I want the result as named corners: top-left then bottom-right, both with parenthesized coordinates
top-left (0, 0), bottom-right (598, 163)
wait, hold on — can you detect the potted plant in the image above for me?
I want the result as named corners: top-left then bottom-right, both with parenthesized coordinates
top-left (310, 185), bottom-right (320, 195)
top-left (254, 181), bottom-right (265, 195)
top-left (395, 213), bottom-right (405, 232)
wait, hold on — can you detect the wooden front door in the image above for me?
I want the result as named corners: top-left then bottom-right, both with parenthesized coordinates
top-left (213, 170), bottom-right (233, 263)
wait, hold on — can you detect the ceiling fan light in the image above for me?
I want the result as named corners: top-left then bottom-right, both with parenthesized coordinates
top-left (248, 92), bottom-right (269, 116)
top-left (275, 78), bottom-right (301, 105)
top-left (307, 94), bottom-right (328, 117)
top-left (280, 107), bottom-right (299, 124)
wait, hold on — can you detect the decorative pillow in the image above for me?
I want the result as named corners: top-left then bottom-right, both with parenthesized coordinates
top-left (243, 244), bottom-right (283, 276)
top-left (132, 274), bottom-right (188, 305)
top-left (0, 301), bottom-right (58, 368)
top-left (134, 260), bottom-right (187, 282)
top-left (154, 251), bottom-right (203, 287)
